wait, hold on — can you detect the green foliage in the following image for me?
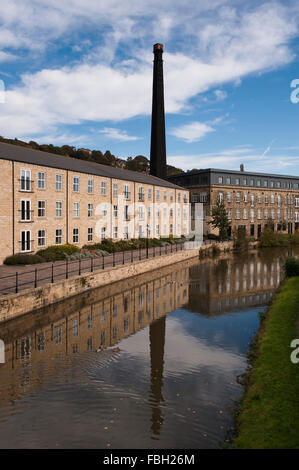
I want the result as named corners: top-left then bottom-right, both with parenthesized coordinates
top-left (259, 227), bottom-right (291, 247)
top-left (233, 226), bottom-right (249, 251)
top-left (208, 200), bottom-right (230, 240)
top-left (36, 244), bottom-right (79, 261)
top-left (83, 237), bottom-right (181, 254)
top-left (284, 257), bottom-right (299, 277)
top-left (4, 253), bottom-right (44, 265)
top-left (234, 277), bottom-right (299, 448)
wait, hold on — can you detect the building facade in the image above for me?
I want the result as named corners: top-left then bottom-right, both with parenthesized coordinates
top-left (169, 168), bottom-right (299, 237)
top-left (0, 143), bottom-right (189, 263)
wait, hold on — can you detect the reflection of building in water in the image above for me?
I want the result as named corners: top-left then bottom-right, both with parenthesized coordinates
top-left (0, 266), bottom-right (189, 379)
top-left (149, 317), bottom-right (165, 437)
top-left (188, 253), bottom-right (284, 315)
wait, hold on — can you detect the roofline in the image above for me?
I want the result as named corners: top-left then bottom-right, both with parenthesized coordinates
top-left (169, 168), bottom-right (299, 180)
top-left (0, 142), bottom-right (185, 191)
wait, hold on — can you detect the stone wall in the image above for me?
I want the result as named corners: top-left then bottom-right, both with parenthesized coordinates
top-left (0, 249), bottom-right (199, 322)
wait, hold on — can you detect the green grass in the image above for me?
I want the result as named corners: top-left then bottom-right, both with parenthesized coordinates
top-left (234, 277), bottom-right (299, 449)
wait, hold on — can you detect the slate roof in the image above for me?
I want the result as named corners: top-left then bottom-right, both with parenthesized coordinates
top-left (0, 142), bottom-right (184, 190)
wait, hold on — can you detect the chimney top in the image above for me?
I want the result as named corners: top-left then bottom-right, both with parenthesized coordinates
top-left (153, 43), bottom-right (163, 52)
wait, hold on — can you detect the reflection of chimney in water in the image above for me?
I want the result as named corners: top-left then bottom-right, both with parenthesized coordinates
top-left (149, 316), bottom-right (166, 437)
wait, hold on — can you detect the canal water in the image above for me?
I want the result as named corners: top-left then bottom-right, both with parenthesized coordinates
top-left (0, 249), bottom-right (289, 449)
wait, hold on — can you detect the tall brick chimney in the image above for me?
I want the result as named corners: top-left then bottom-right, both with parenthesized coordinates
top-left (150, 43), bottom-right (167, 179)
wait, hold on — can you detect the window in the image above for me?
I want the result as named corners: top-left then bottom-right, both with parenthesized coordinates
top-left (38, 200), bottom-right (46, 217)
top-left (250, 179), bottom-right (254, 186)
top-left (102, 203), bottom-right (107, 217)
top-left (124, 226), bottom-right (129, 239)
top-left (56, 201), bottom-right (62, 218)
top-left (88, 314), bottom-right (93, 329)
top-left (156, 189), bottom-right (160, 200)
top-left (73, 202), bottom-right (79, 217)
top-left (271, 194), bottom-right (275, 204)
top-left (138, 187), bottom-right (144, 201)
top-left (258, 209), bottom-right (262, 219)
top-left (278, 194), bottom-right (281, 207)
top-left (295, 197), bottom-right (299, 208)
top-left (113, 205), bottom-right (118, 218)
top-left (124, 205), bottom-right (129, 221)
top-left (101, 181), bottom-right (107, 195)
top-left (124, 318), bottom-right (129, 333)
top-left (20, 230), bottom-right (31, 252)
top-left (88, 179), bottom-right (94, 194)
top-left (73, 319), bottom-right (79, 337)
top-left (88, 227), bottom-right (93, 242)
top-left (156, 224), bottom-right (160, 236)
top-left (264, 180), bottom-right (268, 187)
top-left (88, 203), bottom-right (93, 217)
top-left (243, 193), bottom-right (248, 203)
top-left (243, 208), bottom-right (248, 219)
top-left (264, 209), bottom-right (268, 219)
top-left (236, 192), bottom-right (241, 203)
top-left (73, 228), bottom-right (79, 243)
top-left (56, 174), bottom-right (62, 191)
top-left (250, 194), bottom-right (255, 206)
top-left (139, 225), bottom-right (143, 237)
top-left (200, 192), bottom-right (207, 203)
top-left (276, 181), bottom-right (281, 188)
top-left (113, 226), bottom-right (118, 239)
top-left (56, 229), bottom-right (62, 244)
top-left (218, 176), bottom-right (223, 184)
top-left (218, 192), bottom-right (224, 202)
top-left (73, 177), bottom-right (79, 192)
top-left (170, 191), bottom-right (173, 201)
top-left (113, 183), bottom-right (118, 196)
top-left (265, 194), bottom-right (268, 204)
top-left (236, 209), bottom-right (240, 220)
top-left (101, 309), bottom-right (106, 324)
top-left (226, 177), bottom-right (231, 185)
top-left (228, 209), bottom-right (232, 220)
top-left (101, 227), bottom-right (106, 240)
top-left (270, 181), bottom-right (274, 188)
top-left (124, 185), bottom-right (130, 199)
top-left (178, 193), bottom-right (181, 202)
top-left (235, 178), bottom-right (240, 185)
top-left (257, 193), bottom-right (262, 203)
top-left (243, 179), bottom-right (247, 186)
top-left (21, 200), bottom-right (31, 221)
top-left (148, 188), bottom-right (152, 200)
top-left (38, 172), bottom-right (45, 189)
top-left (138, 206), bottom-right (144, 221)
top-left (38, 229), bottom-right (46, 246)
top-left (55, 326), bottom-right (62, 345)
top-left (163, 191), bottom-right (167, 201)
top-left (20, 169), bottom-right (31, 191)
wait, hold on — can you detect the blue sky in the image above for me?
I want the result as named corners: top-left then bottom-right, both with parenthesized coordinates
top-left (1, 0), bottom-right (299, 174)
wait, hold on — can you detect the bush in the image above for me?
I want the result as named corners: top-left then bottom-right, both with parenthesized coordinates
top-left (4, 253), bottom-right (44, 265)
top-left (285, 257), bottom-right (299, 277)
top-left (37, 244), bottom-right (79, 261)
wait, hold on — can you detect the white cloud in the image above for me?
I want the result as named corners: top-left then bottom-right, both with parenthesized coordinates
top-left (0, 1), bottom-right (298, 139)
top-left (169, 121), bottom-right (214, 143)
top-left (214, 89), bottom-right (227, 101)
top-left (99, 127), bottom-right (139, 141)
top-left (168, 147), bottom-right (299, 174)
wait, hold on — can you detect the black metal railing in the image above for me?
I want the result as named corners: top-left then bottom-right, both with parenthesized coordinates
top-left (0, 242), bottom-right (185, 296)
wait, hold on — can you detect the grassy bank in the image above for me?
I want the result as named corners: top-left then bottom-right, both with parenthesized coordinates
top-left (234, 277), bottom-right (299, 449)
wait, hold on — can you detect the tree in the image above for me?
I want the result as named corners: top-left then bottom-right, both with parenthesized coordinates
top-left (208, 200), bottom-right (230, 240)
